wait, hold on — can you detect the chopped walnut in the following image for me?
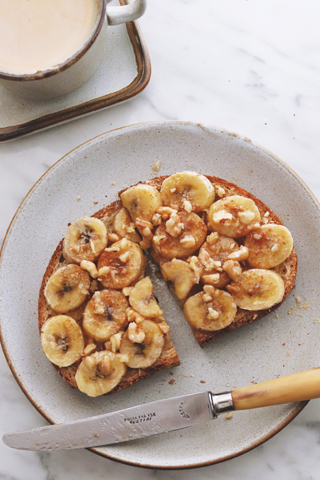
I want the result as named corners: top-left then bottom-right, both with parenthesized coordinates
top-left (213, 210), bottom-right (233, 223)
top-left (203, 293), bottom-right (213, 302)
top-left (180, 235), bottom-right (196, 249)
top-left (92, 291), bottom-right (105, 314)
top-left (119, 251), bottom-right (130, 263)
top-left (188, 256), bottom-right (201, 283)
top-left (228, 245), bottom-right (249, 261)
top-left (203, 285), bottom-right (215, 295)
top-left (206, 232), bottom-right (219, 245)
top-left (108, 232), bottom-right (120, 243)
top-left (156, 206), bottom-right (178, 220)
top-left (84, 342), bottom-right (97, 356)
top-left (217, 186), bottom-right (225, 197)
top-left (90, 240), bottom-right (96, 254)
top-left (98, 266), bottom-right (110, 276)
top-left (212, 260), bottom-right (222, 268)
top-left (153, 234), bottom-right (166, 245)
top-left (151, 213), bottom-right (162, 226)
top-left (166, 212), bottom-right (184, 238)
top-left (105, 244), bottom-right (120, 253)
top-left (90, 280), bottom-right (99, 293)
top-left (183, 199), bottom-right (193, 213)
top-left (118, 353), bottom-right (130, 364)
top-left (126, 224), bottom-right (136, 234)
top-left (80, 260), bottom-right (99, 279)
top-left (202, 273), bottom-right (220, 285)
top-left (139, 240), bottom-right (152, 250)
top-left (238, 210), bottom-right (255, 224)
top-left (135, 218), bottom-right (153, 239)
top-left (207, 307), bottom-right (219, 320)
top-left (126, 307), bottom-right (145, 324)
top-left (110, 332), bottom-right (124, 353)
top-left (223, 260), bottom-right (242, 282)
top-left (158, 322), bottom-right (170, 334)
top-left (128, 322), bottom-right (145, 343)
top-left (122, 286), bottom-right (133, 297)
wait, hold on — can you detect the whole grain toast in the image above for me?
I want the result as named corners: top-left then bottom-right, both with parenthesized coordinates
top-left (38, 200), bottom-right (180, 392)
top-left (38, 174), bottom-right (297, 392)
top-left (145, 175), bottom-right (297, 347)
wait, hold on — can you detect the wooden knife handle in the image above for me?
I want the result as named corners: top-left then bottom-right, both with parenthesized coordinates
top-left (232, 368), bottom-right (320, 410)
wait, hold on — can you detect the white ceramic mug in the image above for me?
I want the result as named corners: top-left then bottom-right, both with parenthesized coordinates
top-left (0, 0), bottom-right (146, 101)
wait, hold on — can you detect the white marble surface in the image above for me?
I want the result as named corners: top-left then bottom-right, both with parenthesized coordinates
top-left (1, 0), bottom-right (320, 477)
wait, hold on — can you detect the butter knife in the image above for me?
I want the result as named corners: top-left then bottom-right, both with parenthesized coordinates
top-left (3, 368), bottom-right (320, 451)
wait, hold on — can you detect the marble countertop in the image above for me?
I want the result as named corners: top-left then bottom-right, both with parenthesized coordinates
top-left (1, 0), bottom-right (320, 477)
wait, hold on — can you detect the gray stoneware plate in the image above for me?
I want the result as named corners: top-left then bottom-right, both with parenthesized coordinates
top-left (0, 121), bottom-right (319, 469)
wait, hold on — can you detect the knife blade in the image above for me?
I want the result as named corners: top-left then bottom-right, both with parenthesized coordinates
top-left (3, 367), bottom-right (320, 451)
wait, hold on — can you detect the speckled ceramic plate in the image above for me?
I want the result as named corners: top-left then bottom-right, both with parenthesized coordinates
top-left (1, 121), bottom-right (319, 469)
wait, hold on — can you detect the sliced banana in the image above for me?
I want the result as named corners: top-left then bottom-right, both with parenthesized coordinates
top-left (63, 217), bottom-right (108, 264)
top-left (227, 269), bottom-right (285, 310)
top-left (119, 320), bottom-right (165, 369)
top-left (160, 171), bottom-right (215, 212)
top-left (161, 259), bottom-right (198, 300)
top-left (83, 290), bottom-right (129, 342)
top-left (75, 351), bottom-right (127, 397)
top-left (97, 238), bottom-right (144, 289)
top-left (120, 184), bottom-right (162, 223)
top-left (198, 233), bottom-right (240, 288)
top-left (152, 211), bottom-right (207, 259)
top-left (129, 276), bottom-right (163, 317)
top-left (183, 286), bottom-right (237, 331)
top-left (41, 315), bottom-right (84, 367)
top-left (44, 264), bottom-right (90, 313)
top-left (208, 195), bottom-right (260, 238)
top-left (113, 207), bottom-right (141, 243)
top-left (244, 224), bottom-right (293, 268)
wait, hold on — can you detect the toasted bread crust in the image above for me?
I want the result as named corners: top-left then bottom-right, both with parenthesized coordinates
top-left (38, 174), bottom-right (297, 392)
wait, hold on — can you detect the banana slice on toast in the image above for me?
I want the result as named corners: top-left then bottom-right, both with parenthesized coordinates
top-left (129, 276), bottom-right (163, 317)
top-left (120, 184), bottom-right (162, 223)
top-left (161, 259), bottom-right (199, 300)
top-left (152, 211), bottom-right (207, 259)
top-left (208, 195), bottom-right (260, 238)
top-left (184, 286), bottom-right (237, 331)
top-left (245, 224), bottom-right (293, 268)
top-left (227, 269), bottom-right (285, 310)
top-left (98, 238), bottom-right (145, 289)
top-left (83, 290), bottom-right (129, 342)
top-left (75, 351), bottom-right (127, 397)
top-left (160, 171), bottom-right (215, 212)
top-left (45, 264), bottom-right (90, 313)
top-left (120, 320), bottom-right (165, 369)
top-left (63, 217), bottom-right (108, 264)
top-left (41, 315), bottom-right (84, 367)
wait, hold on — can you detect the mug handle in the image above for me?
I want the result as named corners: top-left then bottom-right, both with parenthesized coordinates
top-left (107, 0), bottom-right (147, 26)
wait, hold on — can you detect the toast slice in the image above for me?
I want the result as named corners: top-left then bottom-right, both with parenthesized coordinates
top-left (38, 172), bottom-right (297, 395)
top-left (144, 175), bottom-right (297, 347)
top-left (38, 200), bottom-right (180, 395)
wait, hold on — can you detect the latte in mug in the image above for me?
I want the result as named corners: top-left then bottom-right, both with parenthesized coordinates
top-left (0, 0), bottom-right (100, 74)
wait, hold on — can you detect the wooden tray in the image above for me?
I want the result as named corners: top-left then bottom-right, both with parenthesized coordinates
top-left (0, 2), bottom-right (151, 142)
